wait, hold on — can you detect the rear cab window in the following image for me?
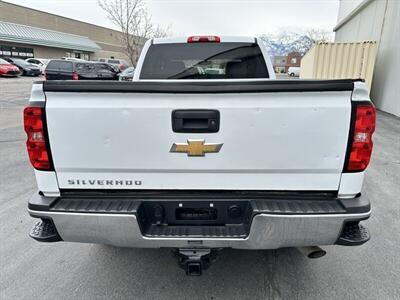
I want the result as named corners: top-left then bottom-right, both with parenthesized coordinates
top-left (140, 42), bottom-right (269, 79)
top-left (76, 63), bottom-right (96, 72)
top-left (94, 63), bottom-right (112, 71)
top-left (46, 60), bottom-right (73, 72)
top-left (28, 59), bottom-right (40, 65)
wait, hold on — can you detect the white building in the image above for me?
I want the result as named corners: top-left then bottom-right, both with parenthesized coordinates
top-left (334, 0), bottom-right (399, 116)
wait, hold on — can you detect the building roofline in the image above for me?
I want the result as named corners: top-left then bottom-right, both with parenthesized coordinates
top-left (0, 21), bottom-right (92, 39)
top-left (334, 0), bottom-right (374, 32)
top-left (0, 21), bottom-right (101, 52)
top-left (2, 1), bottom-right (121, 34)
top-left (316, 41), bottom-right (376, 45)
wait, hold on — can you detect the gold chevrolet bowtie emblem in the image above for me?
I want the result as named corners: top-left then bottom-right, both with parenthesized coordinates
top-left (170, 139), bottom-right (223, 156)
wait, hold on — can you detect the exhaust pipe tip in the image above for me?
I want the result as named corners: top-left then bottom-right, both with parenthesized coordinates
top-left (307, 249), bottom-right (327, 259)
top-left (297, 246), bottom-right (326, 259)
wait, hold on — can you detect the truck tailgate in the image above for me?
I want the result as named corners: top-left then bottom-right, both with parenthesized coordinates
top-left (43, 81), bottom-right (352, 191)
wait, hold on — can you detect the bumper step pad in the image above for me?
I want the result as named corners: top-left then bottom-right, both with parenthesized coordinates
top-left (146, 224), bottom-right (247, 238)
top-left (337, 223), bottom-right (370, 246)
top-left (30, 219), bottom-right (62, 242)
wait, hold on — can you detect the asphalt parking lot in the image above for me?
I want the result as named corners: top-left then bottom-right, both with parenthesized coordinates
top-left (1, 77), bottom-right (400, 300)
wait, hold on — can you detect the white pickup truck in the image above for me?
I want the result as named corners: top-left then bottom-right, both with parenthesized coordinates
top-left (25, 36), bottom-right (375, 275)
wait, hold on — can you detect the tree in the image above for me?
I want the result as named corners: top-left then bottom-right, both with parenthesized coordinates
top-left (293, 29), bottom-right (333, 54)
top-left (98, 0), bottom-right (170, 66)
top-left (260, 28), bottom-right (333, 56)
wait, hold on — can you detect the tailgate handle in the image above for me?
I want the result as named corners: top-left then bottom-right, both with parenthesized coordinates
top-left (172, 110), bottom-right (220, 133)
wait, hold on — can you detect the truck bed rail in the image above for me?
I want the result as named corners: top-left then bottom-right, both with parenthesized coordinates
top-left (38, 79), bottom-right (357, 93)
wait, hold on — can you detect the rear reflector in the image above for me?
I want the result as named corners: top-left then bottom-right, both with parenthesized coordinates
top-left (23, 107), bottom-right (53, 171)
top-left (187, 36), bottom-right (220, 43)
top-left (346, 103), bottom-right (376, 172)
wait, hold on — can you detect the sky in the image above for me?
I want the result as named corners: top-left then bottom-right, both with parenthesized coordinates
top-left (4, 0), bottom-right (340, 36)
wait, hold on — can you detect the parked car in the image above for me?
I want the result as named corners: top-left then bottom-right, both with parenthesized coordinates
top-left (91, 62), bottom-right (120, 80)
top-left (98, 58), bottom-right (129, 71)
top-left (0, 58), bottom-right (21, 77)
top-left (288, 66), bottom-right (300, 77)
top-left (26, 36), bottom-right (374, 276)
top-left (45, 60), bottom-right (119, 80)
top-left (61, 57), bottom-right (86, 62)
top-left (3, 57), bottom-right (41, 76)
top-left (25, 58), bottom-right (50, 75)
top-left (118, 66), bottom-right (135, 81)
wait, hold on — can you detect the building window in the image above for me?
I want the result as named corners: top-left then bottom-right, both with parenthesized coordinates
top-left (291, 58), bottom-right (297, 64)
top-left (1, 46), bottom-right (12, 56)
top-left (0, 45), bottom-right (33, 58)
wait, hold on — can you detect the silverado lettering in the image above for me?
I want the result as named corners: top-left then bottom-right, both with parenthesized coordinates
top-left (67, 179), bottom-right (142, 186)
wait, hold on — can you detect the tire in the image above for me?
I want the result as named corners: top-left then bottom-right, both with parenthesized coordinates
top-left (289, 73), bottom-right (295, 77)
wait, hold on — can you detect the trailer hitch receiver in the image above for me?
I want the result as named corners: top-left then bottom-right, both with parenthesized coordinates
top-left (175, 248), bottom-right (218, 276)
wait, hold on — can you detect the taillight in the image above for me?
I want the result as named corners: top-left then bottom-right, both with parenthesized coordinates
top-left (345, 102), bottom-right (376, 172)
top-left (72, 72), bottom-right (79, 80)
top-left (23, 107), bottom-right (52, 171)
top-left (187, 35), bottom-right (220, 43)
top-left (44, 71), bottom-right (47, 80)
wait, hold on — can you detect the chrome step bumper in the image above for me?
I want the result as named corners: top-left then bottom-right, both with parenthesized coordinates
top-left (28, 209), bottom-right (370, 249)
top-left (28, 191), bottom-right (370, 249)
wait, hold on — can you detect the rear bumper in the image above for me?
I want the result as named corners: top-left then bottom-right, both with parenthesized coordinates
top-left (0, 71), bottom-right (21, 77)
top-left (28, 191), bottom-right (370, 249)
top-left (119, 76), bottom-right (133, 81)
top-left (24, 69), bottom-right (41, 76)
